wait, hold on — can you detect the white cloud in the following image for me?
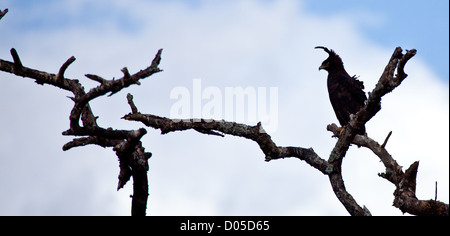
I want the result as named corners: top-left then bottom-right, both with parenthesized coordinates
top-left (0, 0), bottom-right (447, 215)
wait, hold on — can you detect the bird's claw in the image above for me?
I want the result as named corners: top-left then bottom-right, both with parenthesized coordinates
top-left (332, 127), bottom-right (345, 138)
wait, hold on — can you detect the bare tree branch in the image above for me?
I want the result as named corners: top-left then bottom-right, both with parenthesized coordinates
top-left (318, 47), bottom-right (417, 215)
top-left (0, 8), bottom-right (7, 21)
top-left (62, 136), bottom-right (121, 151)
top-left (123, 99), bottom-right (372, 215)
top-left (381, 131), bottom-right (392, 149)
top-left (68, 49), bottom-right (163, 131)
top-left (327, 124), bottom-right (449, 216)
top-left (122, 47), bottom-right (448, 216)
top-left (123, 110), bottom-right (332, 174)
top-left (1, 12), bottom-right (446, 215)
top-left (0, 44), bottom-right (163, 215)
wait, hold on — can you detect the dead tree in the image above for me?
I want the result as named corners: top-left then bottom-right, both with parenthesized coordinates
top-left (1, 9), bottom-right (161, 216)
top-left (122, 47), bottom-right (448, 216)
top-left (1, 9), bottom-right (448, 216)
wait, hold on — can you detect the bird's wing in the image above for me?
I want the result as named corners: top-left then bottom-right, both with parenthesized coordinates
top-left (328, 73), bottom-right (367, 126)
top-left (343, 74), bottom-right (367, 106)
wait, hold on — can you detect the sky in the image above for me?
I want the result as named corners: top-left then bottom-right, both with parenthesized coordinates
top-left (0, 0), bottom-right (448, 216)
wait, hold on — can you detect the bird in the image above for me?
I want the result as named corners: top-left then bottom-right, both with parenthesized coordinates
top-left (315, 46), bottom-right (367, 135)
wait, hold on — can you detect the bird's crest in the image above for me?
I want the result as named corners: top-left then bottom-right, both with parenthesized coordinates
top-left (315, 46), bottom-right (344, 67)
top-left (314, 46), bottom-right (332, 54)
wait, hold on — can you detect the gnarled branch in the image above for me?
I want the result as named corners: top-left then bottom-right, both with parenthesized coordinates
top-left (122, 47), bottom-right (448, 216)
top-left (1, 14), bottom-right (446, 216)
top-left (123, 106), bottom-right (332, 175)
top-left (0, 43), bottom-right (163, 215)
top-left (327, 124), bottom-right (449, 216)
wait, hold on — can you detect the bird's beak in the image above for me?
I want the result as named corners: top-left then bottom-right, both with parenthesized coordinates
top-left (319, 62), bottom-right (329, 71)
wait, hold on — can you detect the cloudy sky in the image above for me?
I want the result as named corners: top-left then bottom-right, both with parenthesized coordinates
top-left (0, 0), bottom-right (448, 216)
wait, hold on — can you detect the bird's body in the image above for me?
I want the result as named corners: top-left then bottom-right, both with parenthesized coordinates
top-left (315, 46), bottom-right (367, 135)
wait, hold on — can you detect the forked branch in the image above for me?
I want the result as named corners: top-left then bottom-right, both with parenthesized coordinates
top-left (123, 47), bottom-right (446, 216)
top-left (0, 44), bottom-right (163, 216)
top-left (1, 12), bottom-right (446, 216)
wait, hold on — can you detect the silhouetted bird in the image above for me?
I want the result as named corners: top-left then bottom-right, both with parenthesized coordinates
top-left (315, 46), bottom-right (367, 135)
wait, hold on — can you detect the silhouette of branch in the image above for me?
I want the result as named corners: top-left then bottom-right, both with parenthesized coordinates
top-left (320, 47), bottom-right (422, 215)
top-left (0, 46), bottom-right (163, 216)
top-left (1, 21), bottom-right (446, 217)
top-left (327, 124), bottom-right (449, 216)
top-left (124, 108), bottom-right (332, 174)
top-left (0, 8), bottom-right (7, 21)
top-left (122, 47), bottom-right (448, 216)
top-left (124, 96), bottom-right (372, 215)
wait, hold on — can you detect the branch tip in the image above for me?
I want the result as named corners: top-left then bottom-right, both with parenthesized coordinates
top-left (0, 8), bottom-right (8, 20)
top-left (381, 131), bottom-right (392, 149)
top-left (121, 67), bottom-right (130, 78)
top-left (85, 74), bottom-right (106, 84)
top-left (151, 48), bottom-right (163, 68)
top-left (57, 56), bottom-right (76, 81)
top-left (126, 93), bottom-right (139, 114)
top-left (10, 48), bottom-right (23, 69)
top-left (435, 181), bottom-right (438, 201)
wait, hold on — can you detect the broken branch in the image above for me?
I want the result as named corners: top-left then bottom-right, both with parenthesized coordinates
top-left (381, 131), bottom-right (392, 149)
top-left (57, 56), bottom-right (76, 81)
top-left (0, 47), bottom-right (163, 216)
top-left (0, 8), bottom-right (8, 21)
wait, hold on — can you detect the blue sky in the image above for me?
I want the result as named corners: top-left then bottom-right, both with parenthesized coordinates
top-left (0, 0), bottom-right (448, 216)
top-left (304, 0), bottom-right (449, 81)
top-left (4, 0), bottom-right (449, 81)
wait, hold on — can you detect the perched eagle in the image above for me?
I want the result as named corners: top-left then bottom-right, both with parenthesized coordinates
top-left (315, 46), bottom-right (367, 135)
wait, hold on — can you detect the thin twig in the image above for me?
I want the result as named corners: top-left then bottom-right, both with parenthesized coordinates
top-left (57, 56), bottom-right (76, 81)
top-left (0, 8), bottom-right (8, 21)
top-left (10, 48), bottom-right (23, 69)
top-left (435, 181), bottom-right (438, 201)
top-left (85, 74), bottom-right (106, 84)
top-left (381, 131), bottom-right (392, 149)
top-left (126, 93), bottom-right (139, 114)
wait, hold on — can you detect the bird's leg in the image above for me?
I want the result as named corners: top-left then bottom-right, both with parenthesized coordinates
top-left (338, 126), bottom-right (345, 137)
top-left (332, 126), bottom-right (345, 138)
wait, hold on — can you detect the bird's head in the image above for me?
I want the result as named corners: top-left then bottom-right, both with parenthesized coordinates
top-left (315, 46), bottom-right (345, 72)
